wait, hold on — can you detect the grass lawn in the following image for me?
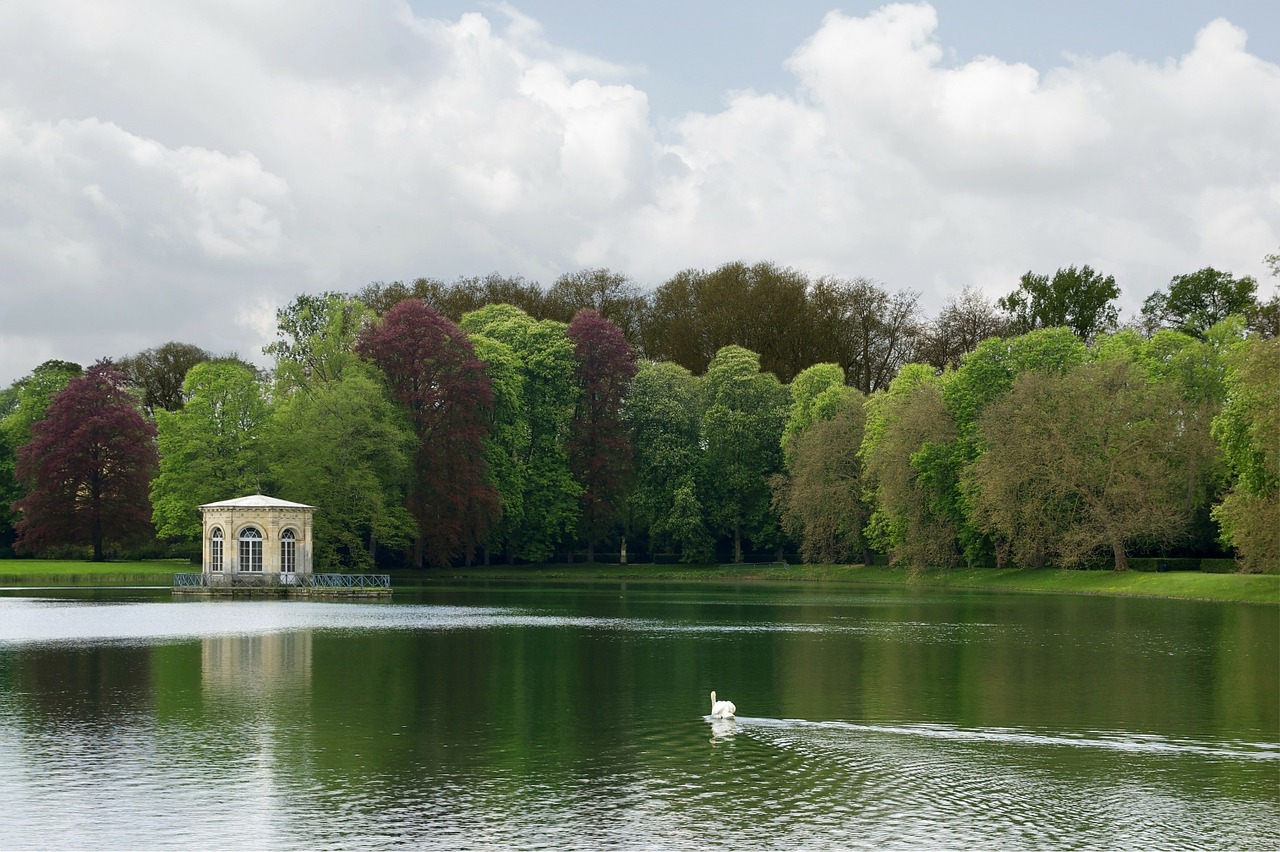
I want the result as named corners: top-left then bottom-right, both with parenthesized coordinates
top-left (0, 559), bottom-right (190, 584)
top-left (2, 559), bottom-right (1275, 604)
top-left (412, 562), bottom-right (1280, 605)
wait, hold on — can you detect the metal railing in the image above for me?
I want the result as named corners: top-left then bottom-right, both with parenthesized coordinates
top-left (173, 572), bottom-right (390, 590)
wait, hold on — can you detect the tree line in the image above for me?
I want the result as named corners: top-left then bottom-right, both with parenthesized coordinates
top-left (1, 258), bottom-right (1276, 572)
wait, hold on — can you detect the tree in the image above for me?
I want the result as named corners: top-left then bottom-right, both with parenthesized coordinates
top-left (807, 277), bottom-right (922, 393)
top-left (468, 333), bottom-right (528, 563)
top-left (915, 287), bottom-right (1011, 371)
top-left (773, 389), bottom-right (870, 564)
top-left (968, 359), bottom-right (1193, 570)
top-left (699, 346), bottom-right (789, 563)
top-left (460, 304), bottom-right (580, 562)
top-left (265, 293), bottom-right (371, 391)
top-left (644, 261), bottom-right (813, 381)
top-left (115, 342), bottom-right (211, 415)
top-left (546, 269), bottom-right (649, 354)
top-left (269, 362), bottom-right (416, 570)
top-left (1140, 267), bottom-right (1258, 340)
top-left (1, 360), bottom-right (84, 555)
top-left (782, 363), bottom-right (848, 459)
top-left (1210, 337), bottom-right (1280, 571)
top-left (566, 309), bottom-right (638, 561)
top-left (12, 364), bottom-right (158, 561)
top-left (624, 361), bottom-right (712, 562)
top-left (860, 364), bottom-right (959, 571)
top-left (150, 361), bottom-right (272, 541)
top-left (358, 299), bottom-right (500, 567)
top-left (998, 265), bottom-right (1120, 341)
top-left (1, 360), bottom-right (84, 450)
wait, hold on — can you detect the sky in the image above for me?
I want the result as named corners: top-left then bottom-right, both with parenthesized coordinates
top-left (1, 0), bottom-right (1277, 386)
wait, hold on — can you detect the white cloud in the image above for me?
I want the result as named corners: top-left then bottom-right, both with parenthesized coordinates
top-left (0, 2), bottom-right (1277, 385)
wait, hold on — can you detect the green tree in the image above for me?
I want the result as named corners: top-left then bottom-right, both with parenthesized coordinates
top-left (266, 293), bottom-right (371, 391)
top-left (268, 362), bottom-right (415, 570)
top-left (624, 361), bottom-right (712, 562)
top-left (1, 360), bottom-right (84, 554)
top-left (998, 265), bottom-right (1120, 341)
top-left (1210, 336), bottom-right (1280, 571)
top-left (468, 333), bottom-right (528, 563)
top-left (782, 363), bottom-right (849, 460)
top-left (1140, 267), bottom-right (1258, 340)
top-left (773, 389), bottom-right (870, 564)
top-left (699, 346), bottom-right (789, 563)
top-left (115, 342), bottom-right (212, 415)
top-left (460, 304), bottom-right (581, 562)
top-left (151, 362), bottom-right (272, 541)
top-left (969, 359), bottom-right (1194, 570)
top-left (860, 364), bottom-right (959, 570)
top-left (645, 261), bottom-right (813, 381)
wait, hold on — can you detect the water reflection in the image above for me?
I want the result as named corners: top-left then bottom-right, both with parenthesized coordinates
top-left (201, 632), bottom-right (312, 698)
top-left (709, 717), bottom-right (738, 743)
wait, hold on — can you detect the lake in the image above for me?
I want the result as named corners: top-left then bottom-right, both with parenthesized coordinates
top-left (1, 580), bottom-right (1276, 849)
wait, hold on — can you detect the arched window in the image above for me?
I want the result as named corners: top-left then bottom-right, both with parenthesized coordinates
top-left (280, 528), bottom-right (296, 574)
top-left (239, 526), bottom-right (263, 573)
top-left (210, 527), bottom-right (224, 572)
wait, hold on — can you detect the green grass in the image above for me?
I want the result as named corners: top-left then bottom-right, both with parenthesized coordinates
top-left (411, 562), bottom-right (1280, 605)
top-left (0, 559), bottom-right (189, 585)
top-left (2, 559), bottom-right (1275, 604)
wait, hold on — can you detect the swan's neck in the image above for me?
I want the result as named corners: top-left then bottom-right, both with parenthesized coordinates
top-left (710, 691), bottom-right (716, 711)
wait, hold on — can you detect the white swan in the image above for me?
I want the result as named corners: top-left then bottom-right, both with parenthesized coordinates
top-left (710, 690), bottom-right (736, 719)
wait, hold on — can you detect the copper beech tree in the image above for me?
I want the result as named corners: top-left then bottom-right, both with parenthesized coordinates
top-left (12, 364), bottom-right (158, 561)
top-left (566, 308), bottom-right (637, 562)
top-left (357, 299), bottom-right (500, 568)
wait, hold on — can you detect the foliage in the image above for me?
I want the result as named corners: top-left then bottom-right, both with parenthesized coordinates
top-left (624, 361), bottom-right (712, 562)
top-left (781, 363), bottom-right (848, 459)
top-left (1211, 336), bottom-right (1280, 571)
top-left (566, 309), bottom-right (638, 560)
top-left (150, 361), bottom-right (272, 541)
top-left (773, 390), bottom-right (869, 563)
top-left (699, 346), bottom-right (790, 562)
top-left (645, 261), bottom-right (812, 382)
top-left (467, 333), bottom-right (528, 562)
top-left (358, 300), bottom-right (501, 567)
top-left (807, 276), bottom-right (922, 393)
top-left (546, 269), bottom-right (648, 352)
top-left (460, 304), bottom-right (581, 562)
top-left (968, 360), bottom-right (1194, 570)
top-left (997, 265), bottom-right (1120, 341)
top-left (1140, 267), bottom-right (1259, 340)
top-left (115, 342), bottom-right (211, 415)
top-left (269, 362), bottom-right (416, 570)
top-left (915, 287), bottom-right (1011, 370)
top-left (12, 364), bottom-right (158, 561)
top-left (860, 364), bottom-right (959, 570)
top-left (266, 293), bottom-right (371, 391)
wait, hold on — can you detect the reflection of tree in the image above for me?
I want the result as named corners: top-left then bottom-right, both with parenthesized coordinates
top-left (15, 645), bottom-right (153, 721)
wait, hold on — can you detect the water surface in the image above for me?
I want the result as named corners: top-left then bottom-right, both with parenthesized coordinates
top-left (1, 581), bottom-right (1275, 849)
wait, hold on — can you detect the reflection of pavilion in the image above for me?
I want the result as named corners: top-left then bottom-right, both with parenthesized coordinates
top-left (201, 632), bottom-right (313, 697)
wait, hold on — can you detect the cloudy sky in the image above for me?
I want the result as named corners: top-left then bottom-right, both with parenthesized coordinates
top-left (1, 1), bottom-right (1277, 385)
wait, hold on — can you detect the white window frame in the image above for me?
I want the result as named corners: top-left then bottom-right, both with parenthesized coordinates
top-left (210, 527), bottom-right (223, 572)
top-left (239, 526), bottom-right (263, 573)
top-left (280, 528), bottom-right (296, 574)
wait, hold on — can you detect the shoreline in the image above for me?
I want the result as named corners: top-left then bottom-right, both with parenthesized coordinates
top-left (1, 560), bottom-right (1275, 605)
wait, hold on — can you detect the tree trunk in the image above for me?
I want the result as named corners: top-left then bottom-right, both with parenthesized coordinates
top-left (413, 535), bottom-right (425, 570)
top-left (368, 531), bottom-right (378, 564)
top-left (1111, 537), bottom-right (1128, 571)
top-left (733, 522), bottom-right (742, 564)
top-left (586, 540), bottom-right (595, 563)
